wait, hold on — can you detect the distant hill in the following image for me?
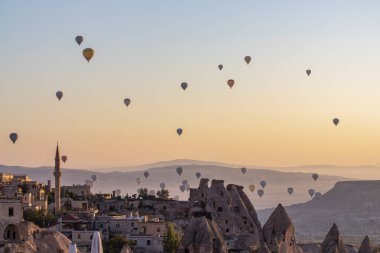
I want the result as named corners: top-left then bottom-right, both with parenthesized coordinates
top-left (258, 180), bottom-right (380, 244)
top-left (0, 163), bottom-right (347, 209)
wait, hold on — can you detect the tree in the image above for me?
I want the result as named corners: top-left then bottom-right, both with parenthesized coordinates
top-left (104, 234), bottom-right (136, 253)
top-left (156, 189), bottom-right (170, 200)
top-left (137, 188), bottom-right (148, 199)
top-left (163, 223), bottom-right (181, 253)
top-left (23, 209), bottom-right (56, 227)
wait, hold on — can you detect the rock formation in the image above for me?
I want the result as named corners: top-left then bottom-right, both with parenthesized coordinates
top-left (321, 223), bottom-right (347, 253)
top-left (189, 179), bottom-right (263, 251)
top-left (262, 204), bottom-right (298, 253)
top-left (178, 216), bottom-right (228, 253)
top-left (121, 243), bottom-right (134, 253)
top-left (358, 235), bottom-right (371, 253)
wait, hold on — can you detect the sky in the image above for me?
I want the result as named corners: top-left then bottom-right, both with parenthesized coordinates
top-left (1, 1), bottom-right (380, 169)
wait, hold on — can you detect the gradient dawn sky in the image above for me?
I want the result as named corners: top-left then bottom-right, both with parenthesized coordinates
top-left (1, 1), bottom-right (380, 169)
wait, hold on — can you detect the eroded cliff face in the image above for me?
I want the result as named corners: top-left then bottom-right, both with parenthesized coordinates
top-left (178, 216), bottom-right (228, 253)
top-left (188, 179), bottom-right (264, 251)
top-left (262, 204), bottom-right (299, 253)
top-left (358, 235), bottom-right (371, 253)
top-left (321, 224), bottom-right (347, 253)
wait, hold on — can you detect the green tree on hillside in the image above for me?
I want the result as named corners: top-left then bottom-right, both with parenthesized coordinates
top-left (163, 223), bottom-right (181, 253)
top-left (156, 189), bottom-right (169, 200)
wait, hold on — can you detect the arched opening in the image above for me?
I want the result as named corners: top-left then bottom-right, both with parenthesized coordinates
top-left (3, 224), bottom-right (19, 241)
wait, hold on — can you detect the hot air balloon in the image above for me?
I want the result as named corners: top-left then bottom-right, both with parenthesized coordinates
top-left (241, 167), bottom-right (247, 174)
top-left (244, 56), bottom-right (251, 65)
top-left (85, 180), bottom-right (93, 187)
top-left (136, 177), bottom-right (142, 185)
top-left (56, 91), bottom-right (63, 101)
top-left (124, 98), bottom-right (131, 107)
top-left (75, 36), bottom-right (83, 45)
top-left (91, 175), bottom-right (97, 182)
top-left (249, 184), bottom-right (255, 193)
top-left (287, 187), bottom-right (294, 195)
top-left (83, 48), bottom-right (94, 62)
top-left (177, 128), bottom-right (183, 136)
top-left (160, 182), bottom-right (166, 190)
top-left (176, 167), bottom-right (183, 176)
top-left (257, 189), bottom-right (264, 198)
top-left (182, 180), bottom-right (188, 186)
top-left (116, 189), bottom-right (121, 196)
top-left (308, 189), bottom-right (315, 198)
top-left (181, 82), bottom-right (188, 91)
top-left (312, 173), bottom-right (319, 181)
top-left (174, 195), bottom-right (179, 201)
top-left (306, 69), bottom-right (311, 76)
top-left (185, 184), bottom-right (190, 191)
top-left (61, 156), bottom-right (67, 163)
top-left (144, 171), bottom-right (149, 178)
top-left (314, 192), bottom-right (322, 199)
top-left (333, 118), bottom-right (339, 126)
top-left (9, 133), bottom-right (18, 144)
top-left (227, 79), bottom-right (235, 88)
top-left (260, 180), bottom-right (266, 189)
top-left (180, 185), bottom-right (185, 193)
top-left (196, 172), bottom-right (201, 179)
top-left (218, 64), bottom-right (223, 71)
top-left (148, 190), bottom-right (155, 196)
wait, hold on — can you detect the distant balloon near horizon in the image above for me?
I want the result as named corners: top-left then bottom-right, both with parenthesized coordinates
top-left (218, 64), bottom-right (223, 71)
top-left (249, 184), bottom-right (255, 193)
top-left (75, 36), bottom-right (83, 45)
top-left (312, 173), bottom-right (319, 181)
top-left (287, 187), bottom-right (294, 195)
top-left (176, 128), bottom-right (183, 136)
top-left (56, 91), bottom-right (63, 101)
top-left (195, 172), bottom-right (201, 179)
top-left (61, 155), bottom-right (67, 163)
top-left (179, 185), bottom-right (185, 193)
top-left (85, 179), bottom-right (93, 187)
top-left (182, 179), bottom-right (188, 186)
top-left (260, 180), bottom-right (266, 189)
top-left (143, 171), bottom-right (149, 178)
top-left (174, 195), bottom-right (179, 201)
top-left (227, 79), bottom-right (235, 88)
top-left (314, 192), bottom-right (322, 199)
top-left (160, 182), bottom-right (165, 190)
top-left (9, 133), bottom-right (18, 144)
top-left (181, 82), bottom-right (188, 91)
top-left (308, 189), bottom-right (315, 198)
top-left (82, 48), bottom-right (94, 62)
top-left (333, 118), bottom-right (340, 126)
top-left (176, 167), bottom-right (183, 176)
top-left (91, 174), bottom-right (97, 182)
top-left (241, 167), bottom-right (247, 174)
top-left (136, 177), bottom-right (141, 185)
top-left (244, 56), bottom-right (252, 65)
top-left (306, 69), bottom-right (311, 76)
top-left (124, 98), bottom-right (131, 107)
top-left (257, 189), bottom-right (264, 198)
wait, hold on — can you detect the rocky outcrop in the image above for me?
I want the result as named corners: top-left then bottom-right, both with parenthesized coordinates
top-left (189, 179), bottom-right (263, 251)
top-left (262, 204), bottom-right (298, 253)
top-left (358, 235), bottom-right (371, 253)
top-left (178, 216), bottom-right (228, 253)
top-left (321, 224), bottom-right (347, 253)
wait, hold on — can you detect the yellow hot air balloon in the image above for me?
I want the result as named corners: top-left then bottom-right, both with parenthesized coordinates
top-left (83, 48), bottom-right (94, 62)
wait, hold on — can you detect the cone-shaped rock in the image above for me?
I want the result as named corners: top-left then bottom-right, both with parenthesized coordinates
top-left (321, 223), bottom-right (347, 253)
top-left (358, 235), bottom-right (371, 253)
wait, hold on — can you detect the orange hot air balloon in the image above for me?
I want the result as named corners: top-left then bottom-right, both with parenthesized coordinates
top-left (83, 48), bottom-right (94, 62)
top-left (227, 79), bottom-right (235, 88)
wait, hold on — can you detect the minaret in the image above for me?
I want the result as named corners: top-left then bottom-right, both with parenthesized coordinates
top-left (53, 144), bottom-right (61, 214)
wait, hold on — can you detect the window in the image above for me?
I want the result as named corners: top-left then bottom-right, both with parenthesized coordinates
top-left (131, 222), bottom-right (134, 227)
top-left (157, 227), bottom-right (161, 233)
top-left (77, 234), bottom-right (81, 239)
top-left (8, 207), bottom-right (14, 217)
top-left (147, 240), bottom-right (151, 245)
top-left (217, 207), bottom-right (223, 212)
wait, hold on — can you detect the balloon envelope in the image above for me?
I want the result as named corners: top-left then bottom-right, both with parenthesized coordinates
top-left (257, 189), bottom-right (264, 198)
top-left (56, 91), bottom-right (63, 101)
top-left (75, 36), bottom-right (83, 45)
top-left (287, 187), bottom-right (294, 195)
top-left (160, 182), bottom-right (165, 190)
top-left (83, 48), bottom-right (94, 62)
top-left (176, 167), bottom-right (183, 176)
top-left (91, 175), bottom-right (97, 182)
top-left (308, 189), bottom-right (315, 197)
top-left (9, 133), bottom-right (18, 144)
top-left (244, 56), bottom-right (251, 64)
top-left (306, 69), bottom-right (311, 76)
top-left (260, 180), bottom-right (266, 189)
top-left (144, 171), bottom-right (149, 178)
top-left (218, 64), bottom-right (223, 71)
top-left (249, 184), bottom-right (255, 192)
top-left (124, 98), bottom-right (131, 107)
top-left (333, 118), bottom-right (339, 126)
top-left (136, 177), bottom-right (142, 185)
top-left (85, 180), bottom-right (93, 187)
top-left (196, 172), bottom-right (201, 179)
top-left (312, 173), bottom-right (319, 181)
top-left (227, 79), bottom-right (235, 88)
top-left (241, 167), bottom-right (247, 174)
top-left (177, 128), bottom-right (183, 136)
top-left (180, 185), bottom-right (185, 192)
top-left (181, 82), bottom-right (188, 90)
top-left (61, 156), bottom-right (67, 163)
